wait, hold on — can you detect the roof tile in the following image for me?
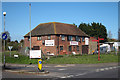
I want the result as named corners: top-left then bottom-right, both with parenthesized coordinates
top-left (24, 22), bottom-right (88, 37)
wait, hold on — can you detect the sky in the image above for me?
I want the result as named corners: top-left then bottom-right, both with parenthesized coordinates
top-left (2, 2), bottom-right (118, 41)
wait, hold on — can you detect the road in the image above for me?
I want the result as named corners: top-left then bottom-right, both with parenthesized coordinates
top-left (2, 63), bottom-right (120, 79)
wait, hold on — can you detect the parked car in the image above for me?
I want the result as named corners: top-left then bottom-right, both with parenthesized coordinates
top-left (93, 46), bottom-right (107, 54)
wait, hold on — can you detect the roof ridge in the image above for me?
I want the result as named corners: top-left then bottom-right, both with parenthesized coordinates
top-left (36, 22), bottom-right (76, 27)
top-left (53, 22), bottom-right (76, 27)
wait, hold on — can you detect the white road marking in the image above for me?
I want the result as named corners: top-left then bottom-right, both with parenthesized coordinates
top-left (61, 72), bottom-right (88, 78)
top-left (96, 69), bottom-right (100, 72)
top-left (69, 75), bottom-right (74, 77)
top-left (96, 66), bottom-right (118, 72)
top-left (75, 72), bottom-right (87, 76)
top-left (54, 65), bottom-right (67, 67)
top-left (60, 66), bottom-right (119, 78)
top-left (58, 69), bottom-right (66, 71)
top-left (100, 68), bottom-right (104, 71)
top-left (109, 67), bottom-right (113, 69)
top-left (66, 75), bottom-right (71, 78)
top-left (112, 67), bottom-right (117, 69)
top-left (61, 76), bottom-right (67, 78)
top-left (104, 68), bottom-right (109, 70)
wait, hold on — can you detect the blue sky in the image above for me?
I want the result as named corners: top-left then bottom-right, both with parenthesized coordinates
top-left (2, 2), bottom-right (118, 41)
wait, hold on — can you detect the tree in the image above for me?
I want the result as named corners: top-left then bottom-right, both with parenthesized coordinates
top-left (15, 40), bottom-right (18, 43)
top-left (20, 39), bottom-right (24, 48)
top-left (73, 23), bottom-right (77, 27)
top-left (20, 39), bottom-right (24, 43)
top-left (7, 41), bottom-right (20, 51)
top-left (78, 22), bottom-right (108, 43)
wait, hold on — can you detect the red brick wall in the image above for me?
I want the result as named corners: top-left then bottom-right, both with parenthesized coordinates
top-left (24, 35), bottom-right (86, 55)
top-left (24, 35), bottom-right (57, 55)
top-left (58, 36), bottom-right (85, 55)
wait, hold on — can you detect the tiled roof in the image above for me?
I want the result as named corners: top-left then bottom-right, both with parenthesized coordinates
top-left (24, 22), bottom-right (88, 37)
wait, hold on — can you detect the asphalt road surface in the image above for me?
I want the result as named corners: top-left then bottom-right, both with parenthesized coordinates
top-left (2, 63), bottom-right (120, 79)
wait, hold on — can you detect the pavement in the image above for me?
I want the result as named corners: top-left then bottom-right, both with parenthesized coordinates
top-left (2, 62), bottom-right (120, 78)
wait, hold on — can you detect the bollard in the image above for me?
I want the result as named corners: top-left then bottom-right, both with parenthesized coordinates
top-left (38, 59), bottom-right (42, 71)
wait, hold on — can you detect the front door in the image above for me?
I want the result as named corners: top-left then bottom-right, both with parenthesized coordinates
top-left (82, 45), bottom-right (89, 54)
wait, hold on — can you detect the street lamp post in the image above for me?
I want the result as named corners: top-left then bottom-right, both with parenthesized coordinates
top-left (3, 12), bottom-right (6, 68)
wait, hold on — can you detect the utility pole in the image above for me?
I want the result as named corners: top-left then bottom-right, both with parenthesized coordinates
top-left (29, 3), bottom-right (31, 50)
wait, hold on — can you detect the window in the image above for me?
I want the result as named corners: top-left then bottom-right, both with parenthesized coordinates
top-left (37, 36), bottom-right (42, 41)
top-left (28, 37), bottom-right (30, 41)
top-left (60, 46), bottom-right (63, 51)
top-left (78, 37), bottom-right (81, 42)
top-left (76, 36), bottom-right (79, 41)
top-left (61, 35), bottom-right (65, 41)
top-left (82, 37), bottom-right (85, 42)
top-left (67, 36), bottom-right (72, 41)
top-left (76, 36), bottom-right (81, 42)
top-left (77, 46), bottom-right (79, 51)
top-left (70, 36), bottom-right (73, 41)
top-left (69, 46), bottom-right (72, 51)
top-left (42, 41), bottom-right (45, 45)
top-left (48, 36), bottom-right (51, 40)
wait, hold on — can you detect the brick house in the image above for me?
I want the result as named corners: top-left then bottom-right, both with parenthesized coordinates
top-left (24, 22), bottom-right (97, 55)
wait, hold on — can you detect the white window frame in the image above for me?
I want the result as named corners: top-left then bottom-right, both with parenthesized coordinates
top-left (48, 36), bottom-right (51, 40)
top-left (82, 37), bottom-right (85, 42)
top-left (61, 35), bottom-right (65, 41)
top-left (37, 36), bottom-right (42, 41)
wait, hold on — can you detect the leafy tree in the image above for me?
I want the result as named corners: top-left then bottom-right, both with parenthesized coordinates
top-left (20, 39), bottom-right (24, 43)
top-left (108, 38), bottom-right (118, 42)
top-left (20, 39), bottom-right (24, 48)
top-left (78, 22), bottom-right (108, 43)
top-left (15, 40), bottom-right (18, 43)
top-left (7, 41), bottom-right (20, 51)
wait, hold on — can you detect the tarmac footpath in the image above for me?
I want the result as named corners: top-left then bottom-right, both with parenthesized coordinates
top-left (2, 62), bottom-right (119, 75)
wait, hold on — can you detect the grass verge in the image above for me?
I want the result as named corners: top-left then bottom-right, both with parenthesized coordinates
top-left (1, 51), bottom-right (119, 64)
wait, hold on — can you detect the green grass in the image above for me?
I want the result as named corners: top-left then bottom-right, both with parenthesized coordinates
top-left (44, 54), bottom-right (119, 64)
top-left (1, 51), bottom-right (37, 64)
top-left (1, 51), bottom-right (119, 64)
